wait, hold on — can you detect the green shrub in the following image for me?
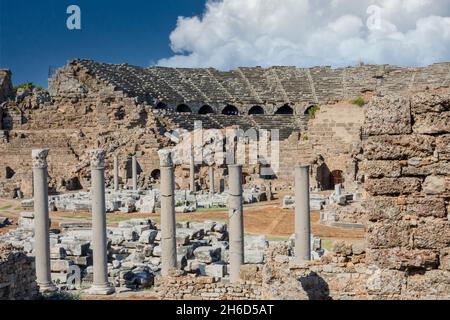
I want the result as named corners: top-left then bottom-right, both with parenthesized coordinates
top-left (13, 82), bottom-right (35, 95)
top-left (302, 134), bottom-right (309, 141)
top-left (307, 105), bottom-right (320, 119)
top-left (352, 96), bottom-right (366, 107)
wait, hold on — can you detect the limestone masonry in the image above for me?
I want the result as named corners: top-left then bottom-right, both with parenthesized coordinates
top-left (0, 59), bottom-right (449, 300)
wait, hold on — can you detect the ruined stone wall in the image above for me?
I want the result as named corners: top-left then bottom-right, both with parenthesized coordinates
top-left (0, 244), bottom-right (38, 300)
top-left (362, 91), bottom-right (450, 299)
top-left (0, 64), bottom-right (168, 197)
top-left (0, 69), bottom-right (13, 104)
top-left (279, 102), bottom-right (365, 191)
top-left (155, 275), bottom-right (263, 300)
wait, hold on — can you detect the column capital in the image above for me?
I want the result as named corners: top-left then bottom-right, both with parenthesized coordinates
top-left (90, 149), bottom-right (106, 169)
top-left (158, 149), bottom-right (173, 167)
top-left (32, 149), bottom-right (49, 169)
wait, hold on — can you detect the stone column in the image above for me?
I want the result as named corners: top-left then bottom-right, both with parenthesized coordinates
top-left (209, 166), bottom-right (215, 194)
top-left (228, 165), bottom-right (244, 282)
top-left (294, 165), bottom-right (311, 262)
top-left (190, 146), bottom-right (195, 193)
top-left (113, 155), bottom-right (119, 191)
top-left (335, 184), bottom-right (342, 196)
top-left (132, 155), bottom-right (138, 191)
top-left (32, 149), bottom-right (56, 293)
top-left (158, 149), bottom-right (177, 276)
top-left (88, 150), bottom-right (114, 295)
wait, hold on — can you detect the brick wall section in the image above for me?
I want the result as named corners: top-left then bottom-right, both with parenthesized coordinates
top-left (0, 244), bottom-right (38, 300)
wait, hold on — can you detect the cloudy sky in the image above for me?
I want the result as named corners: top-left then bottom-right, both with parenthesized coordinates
top-left (1, 0), bottom-right (449, 86)
top-left (158, 0), bottom-right (450, 69)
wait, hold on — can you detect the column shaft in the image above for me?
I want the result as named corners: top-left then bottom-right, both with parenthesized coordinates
top-left (132, 155), bottom-right (138, 191)
top-left (159, 150), bottom-right (177, 276)
top-left (32, 149), bottom-right (55, 293)
top-left (190, 148), bottom-right (195, 193)
top-left (228, 165), bottom-right (244, 282)
top-left (89, 150), bottom-right (114, 295)
top-left (209, 166), bottom-right (215, 194)
top-left (113, 155), bottom-right (119, 191)
top-left (295, 165), bottom-right (311, 262)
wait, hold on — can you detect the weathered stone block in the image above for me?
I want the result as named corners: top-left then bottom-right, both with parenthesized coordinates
top-left (364, 96), bottom-right (412, 135)
top-left (367, 221), bottom-right (411, 248)
top-left (402, 161), bottom-right (449, 176)
top-left (413, 112), bottom-right (450, 134)
top-left (138, 229), bottom-right (158, 244)
top-left (436, 135), bottom-right (450, 160)
top-left (402, 270), bottom-right (450, 299)
top-left (364, 197), bottom-right (402, 221)
top-left (412, 219), bottom-right (450, 249)
top-left (366, 248), bottom-right (439, 270)
top-left (193, 246), bottom-right (221, 263)
top-left (405, 197), bottom-right (447, 218)
top-left (422, 175), bottom-right (449, 195)
top-left (364, 135), bottom-right (435, 160)
top-left (50, 259), bottom-right (72, 272)
top-left (365, 178), bottom-right (421, 196)
top-left (60, 240), bottom-right (90, 256)
top-left (366, 269), bottom-right (405, 295)
top-left (439, 248), bottom-right (450, 271)
top-left (362, 160), bottom-right (401, 178)
top-left (411, 92), bottom-right (450, 114)
top-left (205, 264), bottom-right (226, 278)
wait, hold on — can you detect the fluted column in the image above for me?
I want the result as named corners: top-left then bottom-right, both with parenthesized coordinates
top-left (228, 165), bottom-right (244, 282)
top-left (295, 165), bottom-right (311, 262)
top-left (88, 149), bottom-right (114, 295)
top-left (32, 149), bottom-right (56, 293)
top-left (113, 155), bottom-right (119, 191)
top-left (158, 149), bottom-right (177, 276)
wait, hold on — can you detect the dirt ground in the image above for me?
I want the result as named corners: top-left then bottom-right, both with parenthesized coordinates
top-left (1, 198), bottom-right (365, 245)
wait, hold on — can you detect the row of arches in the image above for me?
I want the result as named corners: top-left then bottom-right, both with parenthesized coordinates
top-left (156, 102), bottom-right (295, 115)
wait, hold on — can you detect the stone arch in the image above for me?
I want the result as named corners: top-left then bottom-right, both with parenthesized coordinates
top-left (248, 106), bottom-right (265, 115)
top-left (176, 104), bottom-right (192, 113)
top-left (275, 104), bottom-right (294, 115)
top-left (151, 169), bottom-right (161, 180)
top-left (222, 105), bottom-right (239, 115)
top-left (198, 105), bottom-right (215, 115)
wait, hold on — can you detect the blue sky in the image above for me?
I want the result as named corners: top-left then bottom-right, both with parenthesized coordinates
top-left (1, 0), bottom-right (449, 88)
top-left (0, 0), bottom-right (206, 87)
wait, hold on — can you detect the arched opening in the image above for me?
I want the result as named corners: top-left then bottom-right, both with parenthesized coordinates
top-left (151, 169), bottom-right (161, 181)
top-left (198, 105), bottom-right (215, 115)
top-left (176, 104), bottom-right (192, 113)
top-left (330, 170), bottom-right (345, 187)
top-left (5, 167), bottom-right (15, 179)
top-left (248, 106), bottom-right (265, 115)
top-left (155, 102), bottom-right (167, 110)
top-left (275, 104), bottom-right (294, 115)
top-left (222, 105), bottom-right (239, 115)
top-left (304, 105), bottom-right (319, 119)
top-left (316, 163), bottom-right (331, 190)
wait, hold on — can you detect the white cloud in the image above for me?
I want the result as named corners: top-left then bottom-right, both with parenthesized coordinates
top-left (157, 0), bottom-right (450, 69)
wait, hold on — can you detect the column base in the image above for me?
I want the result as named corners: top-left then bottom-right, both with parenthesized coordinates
top-left (38, 282), bottom-right (57, 294)
top-left (88, 284), bottom-right (115, 295)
